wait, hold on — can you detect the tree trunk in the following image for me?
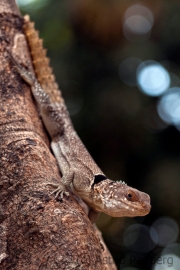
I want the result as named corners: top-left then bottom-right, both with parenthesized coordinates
top-left (0, 1), bottom-right (117, 269)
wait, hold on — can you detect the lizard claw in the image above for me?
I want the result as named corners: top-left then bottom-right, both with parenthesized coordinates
top-left (45, 182), bottom-right (69, 200)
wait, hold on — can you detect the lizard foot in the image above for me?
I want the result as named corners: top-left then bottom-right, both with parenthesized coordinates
top-left (45, 182), bottom-right (69, 199)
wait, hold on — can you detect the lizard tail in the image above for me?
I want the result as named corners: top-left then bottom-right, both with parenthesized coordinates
top-left (23, 14), bottom-right (64, 104)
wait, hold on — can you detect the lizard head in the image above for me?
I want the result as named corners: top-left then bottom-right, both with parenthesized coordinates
top-left (90, 178), bottom-right (151, 217)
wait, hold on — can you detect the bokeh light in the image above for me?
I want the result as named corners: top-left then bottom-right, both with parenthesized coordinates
top-left (150, 217), bottom-right (179, 247)
top-left (16, 0), bottom-right (48, 8)
top-left (123, 4), bottom-right (154, 41)
top-left (16, 0), bottom-right (36, 6)
top-left (123, 224), bottom-right (156, 253)
top-left (152, 254), bottom-right (179, 270)
top-left (152, 243), bottom-right (180, 270)
top-left (137, 61), bottom-right (170, 96)
top-left (157, 87), bottom-right (180, 127)
top-left (118, 57), bottom-right (142, 86)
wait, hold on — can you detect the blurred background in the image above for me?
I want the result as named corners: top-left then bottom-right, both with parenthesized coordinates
top-left (16, 0), bottom-right (180, 269)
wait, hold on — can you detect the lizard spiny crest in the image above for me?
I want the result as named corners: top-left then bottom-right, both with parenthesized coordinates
top-left (23, 15), bottom-right (63, 104)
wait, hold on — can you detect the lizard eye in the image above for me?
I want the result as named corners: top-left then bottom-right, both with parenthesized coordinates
top-left (126, 190), bottom-right (139, 202)
top-left (92, 174), bottom-right (107, 187)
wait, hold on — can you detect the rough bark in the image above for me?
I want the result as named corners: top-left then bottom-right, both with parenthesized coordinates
top-left (0, 1), bottom-right (117, 269)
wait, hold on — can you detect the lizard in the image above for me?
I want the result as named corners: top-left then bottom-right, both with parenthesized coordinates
top-left (7, 16), bottom-right (151, 222)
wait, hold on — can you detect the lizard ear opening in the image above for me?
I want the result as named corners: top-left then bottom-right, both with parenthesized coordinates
top-left (92, 174), bottom-right (107, 188)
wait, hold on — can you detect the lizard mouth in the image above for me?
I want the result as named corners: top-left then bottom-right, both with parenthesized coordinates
top-left (105, 200), bottom-right (151, 217)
